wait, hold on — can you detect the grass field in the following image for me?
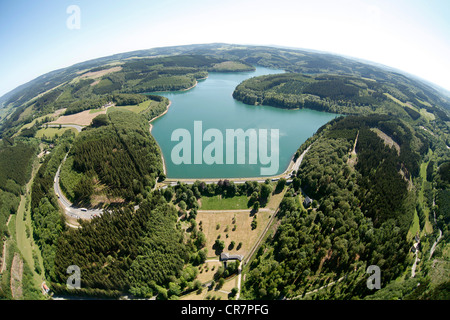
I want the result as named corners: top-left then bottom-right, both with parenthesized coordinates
top-left (197, 209), bottom-right (271, 259)
top-left (199, 195), bottom-right (249, 210)
top-left (14, 109), bottom-right (66, 137)
top-left (418, 155), bottom-right (434, 235)
top-left (79, 66), bottom-right (122, 80)
top-left (195, 261), bottom-right (222, 284)
top-left (384, 93), bottom-right (419, 111)
top-left (35, 127), bottom-right (78, 138)
top-left (266, 189), bottom-right (287, 211)
top-left (407, 209), bottom-right (420, 241)
top-left (89, 108), bottom-right (104, 114)
top-left (180, 272), bottom-right (238, 300)
top-left (420, 108), bottom-right (435, 121)
top-left (182, 186), bottom-right (287, 300)
top-left (50, 109), bottom-right (106, 126)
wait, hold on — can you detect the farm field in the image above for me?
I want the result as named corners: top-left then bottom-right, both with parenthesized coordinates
top-left (49, 109), bottom-right (106, 126)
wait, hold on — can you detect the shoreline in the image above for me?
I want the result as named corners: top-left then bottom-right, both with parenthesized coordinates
top-left (178, 75), bottom-right (208, 92)
top-left (160, 144), bottom-right (312, 185)
top-left (180, 80), bottom-right (198, 92)
top-left (148, 76), bottom-right (208, 176)
top-left (147, 74), bottom-right (311, 186)
top-left (149, 75), bottom-right (208, 95)
top-left (148, 100), bottom-right (171, 175)
top-left (149, 100), bottom-right (172, 132)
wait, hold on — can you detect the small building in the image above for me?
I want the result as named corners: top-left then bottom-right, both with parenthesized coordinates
top-left (220, 252), bottom-right (243, 262)
top-left (303, 196), bottom-right (312, 208)
top-left (42, 282), bottom-right (50, 294)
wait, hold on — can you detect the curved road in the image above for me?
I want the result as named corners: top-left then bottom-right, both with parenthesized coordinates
top-left (159, 144), bottom-right (312, 188)
top-left (429, 229), bottom-right (443, 259)
top-left (429, 194), bottom-right (443, 260)
top-left (54, 136), bottom-right (313, 226)
top-left (45, 124), bottom-right (84, 133)
top-left (54, 153), bottom-right (103, 220)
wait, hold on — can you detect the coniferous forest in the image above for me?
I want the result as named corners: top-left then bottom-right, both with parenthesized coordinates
top-left (59, 110), bottom-right (163, 205)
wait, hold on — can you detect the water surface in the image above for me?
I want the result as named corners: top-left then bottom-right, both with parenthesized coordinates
top-left (151, 67), bottom-right (338, 179)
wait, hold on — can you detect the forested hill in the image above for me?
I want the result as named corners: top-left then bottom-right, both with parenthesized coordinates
top-left (0, 139), bottom-right (37, 285)
top-left (233, 73), bottom-right (450, 121)
top-left (0, 53), bottom-right (252, 137)
top-left (242, 114), bottom-right (431, 299)
top-left (59, 110), bottom-right (163, 206)
top-left (2, 43), bottom-right (449, 138)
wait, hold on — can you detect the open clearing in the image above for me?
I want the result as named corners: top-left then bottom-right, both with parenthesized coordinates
top-left (36, 127), bottom-right (78, 138)
top-left (181, 274), bottom-right (238, 300)
top-left (50, 109), bottom-right (106, 126)
top-left (79, 66), bottom-right (122, 80)
top-left (199, 195), bottom-right (249, 210)
top-left (195, 260), bottom-right (222, 284)
top-left (420, 108), bottom-right (435, 121)
top-left (418, 156), bottom-right (434, 234)
top-left (371, 128), bottom-right (400, 155)
top-left (14, 161), bottom-right (45, 291)
top-left (107, 100), bottom-right (154, 114)
top-left (210, 61), bottom-right (253, 72)
top-left (10, 253), bottom-right (24, 299)
top-left (197, 209), bottom-right (272, 259)
top-left (15, 108), bottom-right (66, 136)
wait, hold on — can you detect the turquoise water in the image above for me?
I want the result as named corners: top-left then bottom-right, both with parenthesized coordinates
top-left (150, 67), bottom-right (338, 179)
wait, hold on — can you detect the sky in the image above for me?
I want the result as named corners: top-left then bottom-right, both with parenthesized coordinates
top-left (1, 0), bottom-right (449, 98)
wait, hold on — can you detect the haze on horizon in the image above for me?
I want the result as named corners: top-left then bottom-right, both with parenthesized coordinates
top-left (1, 0), bottom-right (449, 99)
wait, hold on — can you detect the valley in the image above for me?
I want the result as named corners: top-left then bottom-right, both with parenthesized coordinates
top-left (0, 43), bottom-right (449, 301)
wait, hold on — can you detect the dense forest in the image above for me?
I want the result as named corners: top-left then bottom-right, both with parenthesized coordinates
top-left (48, 178), bottom-right (274, 298)
top-left (30, 132), bottom-right (74, 281)
top-left (51, 193), bottom-right (189, 298)
top-left (59, 110), bottom-right (163, 205)
top-left (233, 73), bottom-right (449, 122)
top-left (0, 139), bottom-right (37, 267)
top-left (241, 115), bottom-right (427, 299)
top-left (0, 137), bottom-right (41, 299)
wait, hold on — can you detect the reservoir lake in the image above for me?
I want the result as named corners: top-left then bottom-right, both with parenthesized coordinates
top-left (150, 66), bottom-right (338, 179)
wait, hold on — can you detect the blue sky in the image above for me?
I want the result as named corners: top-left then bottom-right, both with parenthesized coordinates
top-left (1, 0), bottom-right (449, 98)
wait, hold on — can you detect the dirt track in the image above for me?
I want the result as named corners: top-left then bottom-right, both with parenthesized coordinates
top-left (10, 253), bottom-right (23, 299)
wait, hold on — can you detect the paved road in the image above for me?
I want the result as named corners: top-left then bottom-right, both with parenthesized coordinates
top-left (429, 194), bottom-right (442, 260)
top-left (54, 153), bottom-right (103, 221)
top-left (159, 143), bottom-right (313, 187)
top-left (197, 208), bottom-right (272, 213)
top-left (45, 124), bottom-right (84, 133)
top-left (411, 250), bottom-right (419, 278)
top-left (236, 261), bottom-right (243, 300)
top-left (429, 229), bottom-right (442, 259)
